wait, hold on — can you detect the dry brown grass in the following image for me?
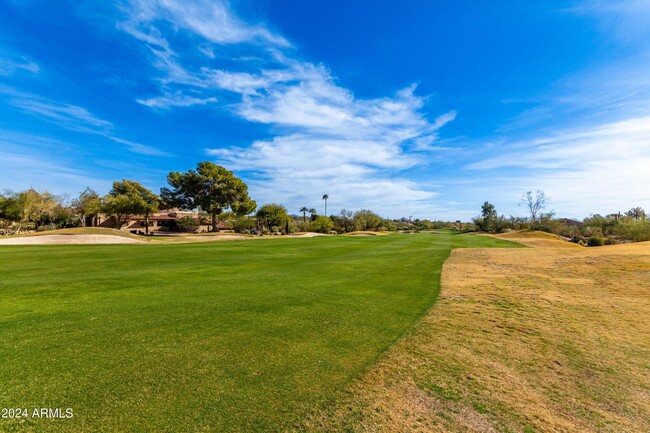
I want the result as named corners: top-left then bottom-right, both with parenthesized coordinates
top-left (305, 232), bottom-right (650, 432)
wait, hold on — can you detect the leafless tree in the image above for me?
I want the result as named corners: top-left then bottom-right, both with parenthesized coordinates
top-left (520, 190), bottom-right (547, 222)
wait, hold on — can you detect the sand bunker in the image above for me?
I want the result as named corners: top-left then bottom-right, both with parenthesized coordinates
top-left (0, 235), bottom-right (146, 245)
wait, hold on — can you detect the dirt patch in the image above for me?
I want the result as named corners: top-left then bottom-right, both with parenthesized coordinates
top-left (306, 234), bottom-right (650, 432)
top-left (0, 235), bottom-right (146, 245)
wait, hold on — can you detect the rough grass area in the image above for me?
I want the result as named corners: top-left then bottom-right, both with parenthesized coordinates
top-left (0, 232), bottom-right (517, 432)
top-left (311, 232), bottom-right (650, 432)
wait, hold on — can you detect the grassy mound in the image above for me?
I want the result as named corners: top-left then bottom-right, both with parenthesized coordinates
top-left (493, 230), bottom-right (580, 248)
top-left (314, 232), bottom-right (650, 431)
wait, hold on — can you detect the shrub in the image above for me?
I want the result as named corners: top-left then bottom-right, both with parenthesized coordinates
top-left (229, 216), bottom-right (255, 233)
top-left (176, 216), bottom-right (200, 232)
top-left (256, 204), bottom-right (289, 230)
top-left (353, 210), bottom-right (382, 231)
top-left (308, 216), bottom-right (334, 233)
top-left (587, 236), bottom-right (604, 247)
top-left (615, 220), bottom-right (650, 242)
top-left (36, 224), bottom-right (57, 232)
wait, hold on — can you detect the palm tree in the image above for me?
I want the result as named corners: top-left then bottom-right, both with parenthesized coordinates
top-left (626, 207), bottom-right (646, 221)
top-left (309, 208), bottom-right (317, 222)
top-left (299, 206), bottom-right (308, 222)
top-left (322, 194), bottom-right (329, 216)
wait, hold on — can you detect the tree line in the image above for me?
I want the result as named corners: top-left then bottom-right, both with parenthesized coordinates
top-left (473, 190), bottom-right (650, 244)
top-left (0, 161), bottom-right (431, 235)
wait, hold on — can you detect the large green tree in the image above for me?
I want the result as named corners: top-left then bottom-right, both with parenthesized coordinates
top-left (256, 203), bottom-right (289, 232)
top-left (0, 192), bottom-right (19, 228)
top-left (71, 187), bottom-right (101, 227)
top-left (6, 189), bottom-right (58, 232)
top-left (100, 195), bottom-right (137, 230)
top-left (474, 201), bottom-right (498, 232)
top-left (110, 180), bottom-right (159, 234)
top-left (101, 180), bottom-right (159, 232)
top-left (161, 162), bottom-right (256, 232)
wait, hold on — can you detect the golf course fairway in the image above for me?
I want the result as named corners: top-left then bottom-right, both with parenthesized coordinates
top-left (0, 232), bottom-right (519, 432)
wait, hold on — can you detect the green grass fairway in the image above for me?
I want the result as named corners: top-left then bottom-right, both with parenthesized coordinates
top-left (0, 232), bottom-right (518, 432)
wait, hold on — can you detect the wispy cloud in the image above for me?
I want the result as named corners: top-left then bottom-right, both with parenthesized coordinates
top-left (120, 0), bottom-right (290, 48)
top-left (0, 50), bottom-right (39, 76)
top-left (117, 0), bottom-right (453, 216)
top-left (457, 0), bottom-right (650, 218)
top-left (567, 0), bottom-right (650, 44)
top-left (136, 91), bottom-right (217, 108)
top-left (1, 85), bottom-right (169, 156)
top-left (11, 98), bottom-right (113, 132)
top-left (0, 131), bottom-right (111, 194)
top-left (467, 116), bottom-right (650, 216)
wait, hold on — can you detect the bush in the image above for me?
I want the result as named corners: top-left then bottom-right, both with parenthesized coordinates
top-left (36, 224), bottom-right (57, 232)
top-left (308, 216), bottom-right (334, 233)
top-left (353, 209), bottom-right (382, 231)
top-left (256, 204), bottom-right (288, 230)
top-left (615, 220), bottom-right (650, 242)
top-left (229, 216), bottom-right (255, 233)
top-left (176, 216), bottom-right (200, 232)
top-left (587, 236), bottom-right (605, 247)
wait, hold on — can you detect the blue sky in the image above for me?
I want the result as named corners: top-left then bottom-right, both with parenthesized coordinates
top-left (1, 0), bottom-right (649, 219)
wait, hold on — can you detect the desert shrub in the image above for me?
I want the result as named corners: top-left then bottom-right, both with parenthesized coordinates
top-left (229, 216), bottom-right (255, 233)
top-left (555, 224), bottom-right (580, 238)
top-left (587, 235), bottom-right (604, 247)
top-left (288, 219), bottom-right (300, 234)
top-left (535, 212), bottom-right (560, 233)
top-left (582, 214), bottom-right (618, 236)
top-left (256, 204), bottom-right (288, 230)
top-left (381, 219), bottom-right (396, 231)
top-left (176, 216), bottom-right (200, 232)
top-left (615, 220), bottom-right (650, 242)
top-left (308, 216), bottom-right (334, 233)
top-left (36, 224), bottom-right (57, 232)
top-left (461, 223), bottom-right (477, 232)
top-left (353, 210), bottom-right (382, 231)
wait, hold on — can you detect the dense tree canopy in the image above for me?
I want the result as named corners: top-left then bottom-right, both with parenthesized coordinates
top-left (110, 180), bottom-right (159, 234)
top-left (161, 162), bottom-right (256, 231)
top-left (71, 187), bottom-right (101, 227)
top-left (256, 203), bottom-right (289, 232)
top-left (101, 180), bottom-right (158, 230)
top-left (352, 209), bottom-right (383, 231)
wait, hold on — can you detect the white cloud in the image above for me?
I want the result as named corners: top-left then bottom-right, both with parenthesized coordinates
top-left (0, 51), bottom-right (39, 76)
top-left (136, 91), bottom-right (217, 108)
top-left (467, 117), bottom-right (650, 216)
top-left (121, 0), bottom-right (289, 47)
top-left (117, 0), bottom-right (453, 216)
top-left (11, 98), bottom-right (113, 132)
top-left (568, 0), bottom-right (650, 44)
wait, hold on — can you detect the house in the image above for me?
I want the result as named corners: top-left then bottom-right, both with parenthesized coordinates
top-left (557, 218), bottom-right (583, 227)
top-left (92, 210), bottom-right (229, 234)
